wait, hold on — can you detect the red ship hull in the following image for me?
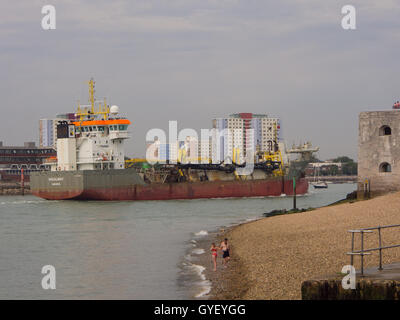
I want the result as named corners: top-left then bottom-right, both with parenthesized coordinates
top-left (31, 174), bottom-right (309, 201)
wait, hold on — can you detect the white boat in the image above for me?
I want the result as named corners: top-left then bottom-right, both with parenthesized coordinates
top-left (311, 166), bottom-right (328, 189)
top-left (312, 181), bottom-right (328, 189)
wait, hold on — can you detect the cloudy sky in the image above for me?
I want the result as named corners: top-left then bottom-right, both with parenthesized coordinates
top-left (1, 0), bottom-right (400, 159)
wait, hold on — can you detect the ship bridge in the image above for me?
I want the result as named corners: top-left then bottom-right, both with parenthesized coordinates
top-left (52, 79), bottom-right (131, 172)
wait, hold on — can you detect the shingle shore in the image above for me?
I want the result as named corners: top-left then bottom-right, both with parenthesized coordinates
top-left (210, 192), bottom-right (400, 299)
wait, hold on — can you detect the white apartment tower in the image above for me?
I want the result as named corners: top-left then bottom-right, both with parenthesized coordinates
top-left (39, 113), bottom-right (77, 148)
top-left (212, 113), bottom-right (280, 163)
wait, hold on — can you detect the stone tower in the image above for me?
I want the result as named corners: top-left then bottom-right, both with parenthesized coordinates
top-left (358, 110), bottom-right (400, 198)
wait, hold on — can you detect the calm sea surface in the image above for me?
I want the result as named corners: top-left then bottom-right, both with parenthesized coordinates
top-left (0, 183), bottom-right (355, 299)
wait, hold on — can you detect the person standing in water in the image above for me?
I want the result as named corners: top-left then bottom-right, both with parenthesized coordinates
top-left (220, 238), bottom-right (230, 267)
top-left (210, 243), bottom-right (219, 271)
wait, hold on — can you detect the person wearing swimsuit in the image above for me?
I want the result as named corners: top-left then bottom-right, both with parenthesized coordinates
top-left (210, 243), bottom-right (219, 271)
top-left (220, 238), bottom-right (230, 267)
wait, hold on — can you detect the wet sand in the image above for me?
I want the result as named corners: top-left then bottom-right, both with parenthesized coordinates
top-left (204, 192), bottom-right (400, 300)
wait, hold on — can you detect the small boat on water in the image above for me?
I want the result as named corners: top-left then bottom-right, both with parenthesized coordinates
top-left (311, 166), bottom-right (328, 189)
top-left (312, 181), bottom-right (328, 189)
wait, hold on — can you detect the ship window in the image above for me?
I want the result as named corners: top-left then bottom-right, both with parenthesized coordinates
top-left (98, 126), bottom-right (104, 132)
top-left (379, 125), bottom-right (391, 136)
top-left (379, 162), bottom-right (391, 172)
top-left (114, 125), bottom-right (118, 130)
top-left (89, 127), bottom-right (93, 132)
top-left (110, 126), bottom-right (113, 131)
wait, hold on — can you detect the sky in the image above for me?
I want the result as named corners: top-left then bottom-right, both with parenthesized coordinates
top-left (1, 0), bottom-right (400, 160)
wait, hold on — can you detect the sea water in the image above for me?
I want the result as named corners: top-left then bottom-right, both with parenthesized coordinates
top-left (0, 183), bottom-right (355, 299)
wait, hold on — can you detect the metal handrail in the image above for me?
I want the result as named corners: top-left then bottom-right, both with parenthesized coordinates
top-left (347, 224), bottom-right (400, 276)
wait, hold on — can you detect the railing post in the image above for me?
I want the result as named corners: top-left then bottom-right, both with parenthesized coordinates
top-left (368, 180), bottom-right (371, 199)
top-left (360, 231), bottom-right (364, 276)
top-left (350, 232), bottom-right (354, 266)
top-left (347, 225), bottom-right (400, 276)
top-left (378, 226), bottom-right (383, 270)
top-left (363, 182), bottom-right (367, 199)
top-left (293, 177), bottom-right (297, 210)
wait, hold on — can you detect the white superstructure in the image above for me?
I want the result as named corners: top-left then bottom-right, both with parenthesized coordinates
top-left (51, 79), bottom-right (131, 172)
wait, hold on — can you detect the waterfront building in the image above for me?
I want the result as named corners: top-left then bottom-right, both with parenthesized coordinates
top-left (0, 141), bottom-right (55, 181)
top-left (212, 113), bottom-right (280, 163)
top-left (146, 138), bottom-right (212, 164)
top-left (39, 113), bottom-right (77, 148)
top-left (180, 136), bottom-right (213, 164)
top-left (358, 110), bottom-right (400, 197)
top-left (145, 113), bottom-right (280, 164)
top-left (146, 140), bottom-right (178, 164)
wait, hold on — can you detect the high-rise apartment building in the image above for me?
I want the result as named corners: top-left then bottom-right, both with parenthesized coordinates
top-left (145, 113), bottom-right (280, 164)
top-left (39, 119), bottom-right (57, 148)
top-left (39, 113), bottom-right (78, 148)
top-left (212, 113), bottom-right (280, 163)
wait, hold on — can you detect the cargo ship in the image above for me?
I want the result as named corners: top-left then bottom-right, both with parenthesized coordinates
top-left (30, 80), bottom-right (308, 201)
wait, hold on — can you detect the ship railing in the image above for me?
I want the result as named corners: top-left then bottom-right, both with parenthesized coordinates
top-left (347, 224), bottom-right (400, 276)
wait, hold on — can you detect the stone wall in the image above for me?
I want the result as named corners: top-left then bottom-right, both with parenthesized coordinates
top-left (0, 184), bottom-right (30, 195)
top-left (358, 111), bottom-right (400, 198)
top-left (302, 278), bottom-right (400, 300)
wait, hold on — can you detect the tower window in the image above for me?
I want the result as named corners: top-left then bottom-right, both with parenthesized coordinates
top-left (379, 162), bottom-right (391, 173)
top-left (379, 125), bottom-right (391, 136)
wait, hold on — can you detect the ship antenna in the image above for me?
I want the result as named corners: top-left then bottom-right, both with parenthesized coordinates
top-left (104, 97), bottom-right (108, 120)
top-left (77, 100), bottom-right (83, 121)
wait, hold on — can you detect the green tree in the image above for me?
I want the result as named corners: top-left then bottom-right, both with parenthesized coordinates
top-left (332, 156), bottom-right (354, 163)
top-left (342, 162), bottom-right (357, 175)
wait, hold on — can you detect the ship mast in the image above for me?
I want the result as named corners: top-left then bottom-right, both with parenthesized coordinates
top-left (75, 78), bottom-right (110, 121)
top-left (89, 78), bottom-right (95, 114)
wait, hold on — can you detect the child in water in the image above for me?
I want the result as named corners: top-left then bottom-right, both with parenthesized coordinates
top-left (210, 243), bottom-right (219, 271)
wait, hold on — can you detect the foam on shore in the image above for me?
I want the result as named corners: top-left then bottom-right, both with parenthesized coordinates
top-left (194, 230), bottom-right (208, 236)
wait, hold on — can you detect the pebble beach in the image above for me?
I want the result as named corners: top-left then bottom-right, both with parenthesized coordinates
top-left (205, 192), bottom-right (400, 300)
